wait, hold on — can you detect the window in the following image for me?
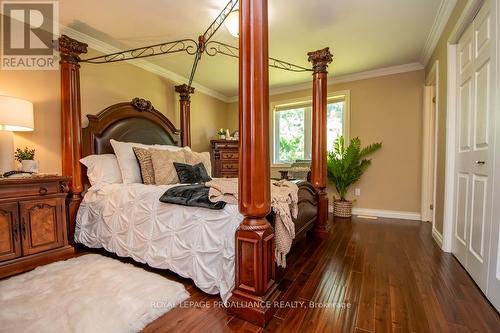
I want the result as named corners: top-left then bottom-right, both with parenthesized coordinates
top-left (272, 91), bottom-right (349, 165)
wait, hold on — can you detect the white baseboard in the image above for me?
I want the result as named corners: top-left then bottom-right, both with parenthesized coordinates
top-left (328, 206), bottom-right (421, 221)
top-left (432, 226), bottom-right (444, 248)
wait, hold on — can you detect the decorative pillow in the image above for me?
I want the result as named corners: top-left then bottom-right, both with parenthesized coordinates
top-left (132, 147), bottom-right (155, 185)
top-left (79, 154), bottom-right (123, 186)
top-left (174, 162), bottom-right (212, 184)
top-left (150, 149), bottom-right (187, 185)
top-left (184, 151), bottom-right (212, 176)
top-left (110, 139), bottom-right (189, 184)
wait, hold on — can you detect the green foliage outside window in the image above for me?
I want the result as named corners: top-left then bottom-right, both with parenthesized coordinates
top-left (277, 108), bottom-right (305, 163)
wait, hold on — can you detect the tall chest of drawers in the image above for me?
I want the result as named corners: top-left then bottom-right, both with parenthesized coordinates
top-left (210, 139), bottom-right (239, 178)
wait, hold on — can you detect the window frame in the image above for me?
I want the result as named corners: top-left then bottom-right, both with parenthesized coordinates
top-left (270, 90), bottom-right (350, 167)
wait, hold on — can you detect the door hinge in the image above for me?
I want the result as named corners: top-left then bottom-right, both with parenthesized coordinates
top-left (430, 204), bottom-right (434, 210)
top-left (432, 97), bottom-right (436, 104)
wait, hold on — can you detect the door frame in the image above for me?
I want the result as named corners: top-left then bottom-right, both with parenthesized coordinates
top-left (421, 61), bottom-right (439, 241)
top-left (443, 0), bottom-right (488, 253)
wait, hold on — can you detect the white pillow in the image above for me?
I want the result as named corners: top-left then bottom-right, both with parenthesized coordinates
top-left (80, 154), bottom-right (123, 186)
top-left (110, 139), bottom-right (189, 184)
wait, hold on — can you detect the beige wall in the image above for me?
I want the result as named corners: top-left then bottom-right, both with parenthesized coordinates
top-left (0, 48), bottom-right (228, 174)
top-left (228, 70), bottom-right (425, 213)
top-left (1, 46), bottom-right (425, 214)
top-left (425, 0), bottom-right (468, 233)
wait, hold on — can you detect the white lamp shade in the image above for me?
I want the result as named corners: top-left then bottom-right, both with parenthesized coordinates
top-left (224, 10), bottom-right (239, 38)
top-left (0, 95), bottom-right (34, 131)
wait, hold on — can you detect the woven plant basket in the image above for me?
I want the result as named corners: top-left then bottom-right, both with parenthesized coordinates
top-left (333, 200), bottom-right (353, 218)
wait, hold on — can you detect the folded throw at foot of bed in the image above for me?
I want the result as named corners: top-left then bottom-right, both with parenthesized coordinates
top-left (205, 178), bottom-right (299, 267)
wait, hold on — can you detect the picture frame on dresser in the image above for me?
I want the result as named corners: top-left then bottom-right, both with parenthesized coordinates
top-left (0, 176), bottom-right (74, 278)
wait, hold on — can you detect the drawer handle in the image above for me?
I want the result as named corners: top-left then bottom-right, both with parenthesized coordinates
top-left (39, 187), bottom-right (48, 195)
top-left (13, 221), bottom-right (19, 240)
top-left (21, 218), bottom-right (26, 239)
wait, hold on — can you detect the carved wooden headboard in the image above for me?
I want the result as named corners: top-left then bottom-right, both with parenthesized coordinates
top-left (82, 98), bottom-right (181, 157)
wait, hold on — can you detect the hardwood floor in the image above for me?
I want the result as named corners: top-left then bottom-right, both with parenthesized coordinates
top-left (138, 216), bottom-right (500, 332)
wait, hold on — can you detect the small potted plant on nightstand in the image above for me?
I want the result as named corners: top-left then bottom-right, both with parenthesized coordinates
top-left (14, 147), bottom-right (38, 173)
top-left (327, 136), bottom-right (382, 218)
top-left (217, 128), bottom-right (226, 140)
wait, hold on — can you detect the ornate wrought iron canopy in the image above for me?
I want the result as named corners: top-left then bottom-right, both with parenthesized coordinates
top-left (78, 0), bottom-right (313, 88)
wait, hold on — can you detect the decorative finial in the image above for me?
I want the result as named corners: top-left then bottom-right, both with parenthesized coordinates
top-left (307, 47), bottom-right (333, 73)
top-left (56, 35), bottom-right (88, 64)
top-left (131, 98), bottom-right (154, 112)
top-left (175, 84), bottom-right (195, 102)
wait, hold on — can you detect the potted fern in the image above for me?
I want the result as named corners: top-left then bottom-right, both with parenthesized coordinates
top-left (327, 136), bottom-right (382, 218)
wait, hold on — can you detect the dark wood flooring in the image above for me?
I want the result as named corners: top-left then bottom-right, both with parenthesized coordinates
top-left (138, 217), bottom-right (500, 332)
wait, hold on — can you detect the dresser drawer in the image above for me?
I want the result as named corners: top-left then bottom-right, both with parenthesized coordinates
top-left (0, 182), bottom-right (60, 199)
top-left (214, 142), bottom-right (239, 149)
top-left (221, 151), bottom-right (239, 160)
top-left (221, 162), bottom-right (238, 171)
top-left (220, 172), bottom-right (238, 178)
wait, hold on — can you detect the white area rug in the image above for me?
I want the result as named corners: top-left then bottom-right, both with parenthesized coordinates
top-left (0, 254), bottom-right (189, 333)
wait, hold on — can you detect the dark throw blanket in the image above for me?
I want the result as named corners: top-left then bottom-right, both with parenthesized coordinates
top-left (159, 184), bottom-right (226, 210)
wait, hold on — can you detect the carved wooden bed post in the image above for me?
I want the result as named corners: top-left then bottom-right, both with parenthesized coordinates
top-left (58, 35), bottom-right (88, 239)
top-left (308, 47), bottom-right (333, 238)
top-left (174, 84), bottom-right (194, 147)
top-left (228, 0), bottom-right (279, 326)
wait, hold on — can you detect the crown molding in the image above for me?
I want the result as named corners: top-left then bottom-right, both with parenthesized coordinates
top-left (226, 62), bottom-right (424, 102)
top-left (420, 0), bottom-right (458, 65)
top-left (61, 26), bottom-right (425, 105)
top-left (59, 26), bottom-right (231, 102)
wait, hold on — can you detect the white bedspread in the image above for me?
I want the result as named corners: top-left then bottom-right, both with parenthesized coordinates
top-left (75, 183), bottom-right (243, 302)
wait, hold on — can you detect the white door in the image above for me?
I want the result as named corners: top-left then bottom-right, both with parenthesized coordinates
top-left (486, 0), bottom-right (500, 311)
top-left (453, 0), bottom-right (496, 293)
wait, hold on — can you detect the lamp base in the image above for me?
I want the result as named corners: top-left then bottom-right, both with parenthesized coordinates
top-left (0, 131), bottom-right (14, 174)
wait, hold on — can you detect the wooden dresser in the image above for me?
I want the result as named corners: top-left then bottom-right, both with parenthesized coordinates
top-left (210, 139), bottom-right (239, 178)
top-left (0, 176), bottom-right (74, 278)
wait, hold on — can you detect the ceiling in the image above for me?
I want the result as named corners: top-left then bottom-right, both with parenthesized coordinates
top-left (59, 0), bottom-right (443, 99)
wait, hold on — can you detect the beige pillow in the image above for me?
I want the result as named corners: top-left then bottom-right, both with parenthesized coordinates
top-left (151, 149), bottom-right (187, 185)
top-left (132, 147), bottom-right (155, 185)
top-left (184, 151), bottom-right (212, 176)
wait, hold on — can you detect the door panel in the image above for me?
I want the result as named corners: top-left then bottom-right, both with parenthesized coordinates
top-left (20, 198), bottom-right (64, 255)
top-left (455, 174), bottom-right (469, 246)
top-left (459, 79), bottom-right (472, 151)
top-left (469, 175), bottom-right (487, 263)
top-left (473, 60), bottom-right (490, 150)
top-left (475, 12), bottom-right (491, 55)
top-left (0, 202), bottom-right (21, 262)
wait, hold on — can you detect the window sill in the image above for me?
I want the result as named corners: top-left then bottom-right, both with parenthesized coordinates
top-left (271, 164), bottom-right (292, 169)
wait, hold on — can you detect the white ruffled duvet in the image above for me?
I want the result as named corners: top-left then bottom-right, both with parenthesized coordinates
top-left (75, 183), bottom-right (243, 302)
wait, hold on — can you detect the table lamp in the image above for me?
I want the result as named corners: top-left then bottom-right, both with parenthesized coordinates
top-left (0, 96), bottom-right (34, 174)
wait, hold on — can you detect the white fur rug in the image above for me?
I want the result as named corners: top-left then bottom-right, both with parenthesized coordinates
top-left (0, 254), bottom-right (189, 333)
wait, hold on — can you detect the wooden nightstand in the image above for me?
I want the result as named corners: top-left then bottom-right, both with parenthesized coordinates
top-left (210, 139), bottom-right (239, 178)
top-left (0, 175), bottom-right (74, 278)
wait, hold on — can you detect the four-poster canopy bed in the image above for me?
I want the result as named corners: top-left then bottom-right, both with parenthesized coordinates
top-left (57, 0), bottom-right (333, 326)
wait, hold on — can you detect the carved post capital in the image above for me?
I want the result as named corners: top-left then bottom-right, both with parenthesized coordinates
top-left (57, 35), bottom-right (88, 64)
top-left (175, 84), bottom-right (195, 102)
top-left (131, 97), bottom-right (154, 112)
top-left (307, 47), bottom-right (333, 73)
